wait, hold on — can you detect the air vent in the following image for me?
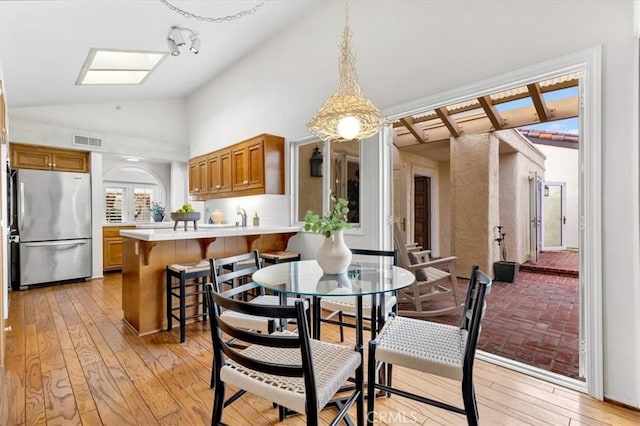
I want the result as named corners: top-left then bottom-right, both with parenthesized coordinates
top-left (73, 134), bottom-right (102, 148)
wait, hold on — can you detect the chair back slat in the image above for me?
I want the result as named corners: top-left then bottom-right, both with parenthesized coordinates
top-left (209, 250), bottom-right (261, 292)
top-left (205, 277), bottom-right (316, 381)
top-left (350, 248), bottom-right (398, 266)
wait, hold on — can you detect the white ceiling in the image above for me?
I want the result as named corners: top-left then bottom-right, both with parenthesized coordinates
top-left (0, 0), bottom-right (321, 108)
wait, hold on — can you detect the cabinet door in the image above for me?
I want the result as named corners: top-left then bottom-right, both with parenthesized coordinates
top-left (207, 154), bottom-right (220, 193)
top-left (197, 159), bottom-right (208, 195)
top-left (219, 150), bottom-right (233, 193)
top-left (188, 161), bottom-right (199, 194)
top-left (52, 151), bottom-right (89, 173)
top-left (246, 140), bottom-right (264, 190)
top-left (103, 236), bottom-right (124, 271)
top-left (11, 147), bottom-right (52, 170)
top-left (232, 146), bottom-right (248, 190)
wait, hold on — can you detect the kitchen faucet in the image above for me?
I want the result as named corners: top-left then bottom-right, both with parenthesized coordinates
top-left (237, 208), bottom-right (247, 227)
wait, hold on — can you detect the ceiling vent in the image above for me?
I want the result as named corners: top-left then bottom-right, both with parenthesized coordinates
top-left (73, 134), bottom-right (103, 149)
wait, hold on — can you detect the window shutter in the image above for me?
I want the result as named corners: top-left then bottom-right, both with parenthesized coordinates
top-left (133, 188), bottom-right (153, 222)
top-left (105, 187), bottom-right (125, 223)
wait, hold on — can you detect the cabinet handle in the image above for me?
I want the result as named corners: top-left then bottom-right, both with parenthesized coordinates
top-left (52, 164), bottom-right (56, 167)
top-left (243, 180), bottom-right (248, 184)
top-left (216, 185), bottom-right (221, 189)
top-left (47, 163), bottom-right (52, 167)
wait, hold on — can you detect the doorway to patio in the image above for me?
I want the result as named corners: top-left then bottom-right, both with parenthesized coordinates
top-left (389, 51), bottom-right (599, 395)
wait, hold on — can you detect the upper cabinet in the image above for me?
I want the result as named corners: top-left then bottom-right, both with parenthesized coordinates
top-left (10, 143), bottom-right (89, 173)
top-left (189, 133), bottom-right (284, 200)
top-left (207, 149), bottom-right (232, 195)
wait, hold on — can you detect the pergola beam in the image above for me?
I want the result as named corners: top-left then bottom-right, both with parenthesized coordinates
top-left (399, 116), bottom-right (426, 143)
top-left (435, 107), bottom-right (461, 138)
top-left (527, 82), bottom-right (550, 122)
top-left (477, 95), bottom-right (504, 130)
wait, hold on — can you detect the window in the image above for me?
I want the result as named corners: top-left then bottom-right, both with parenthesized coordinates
top-left (104, 184), bottom-right (159, 223)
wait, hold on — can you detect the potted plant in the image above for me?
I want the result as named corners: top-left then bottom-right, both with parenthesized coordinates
top-left (150, 202), bottom-right (166, 222)
top-left (304, 195), bottom-right (352, 274)
top-left (493, 225), bottom-right (519, 283)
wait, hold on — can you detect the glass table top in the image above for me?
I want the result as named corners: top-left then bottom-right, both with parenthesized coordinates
top-left (252, 260), bottom-right (415, 297)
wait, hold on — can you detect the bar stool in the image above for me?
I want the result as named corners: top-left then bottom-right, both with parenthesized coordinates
top-left (259, 251), bottom-right (301, 265)
top-left (166, 260), bottom-right (212, 343)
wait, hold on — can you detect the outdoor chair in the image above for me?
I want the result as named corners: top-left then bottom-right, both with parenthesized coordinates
top-left (394, 222), bottom-right (462, 317)
top-left (366, 265), bottom-right (492, 426)
top-left (205, 281), bottom-right (363, 425)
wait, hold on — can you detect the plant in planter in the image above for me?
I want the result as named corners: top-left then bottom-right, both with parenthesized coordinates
top-left (150, 202), bottom-right (166, 222)
top-left (304, 195), bottom-right (352, 274)
top-left (493, 225), bottom-right (519, 283)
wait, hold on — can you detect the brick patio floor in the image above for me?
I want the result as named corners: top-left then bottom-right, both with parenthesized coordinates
top-left (403, 251), bottom-right (582, 380)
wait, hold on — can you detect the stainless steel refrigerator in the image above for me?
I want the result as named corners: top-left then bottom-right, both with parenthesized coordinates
top-left (10, 169), bottom-right (92, 289)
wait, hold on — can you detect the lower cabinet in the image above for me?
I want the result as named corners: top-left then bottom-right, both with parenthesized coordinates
top-left (103, 226), bottom-right (135, 272)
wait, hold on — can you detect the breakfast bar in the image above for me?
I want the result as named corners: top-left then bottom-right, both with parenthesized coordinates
top-left (120, 225), bottom-right (300, 335)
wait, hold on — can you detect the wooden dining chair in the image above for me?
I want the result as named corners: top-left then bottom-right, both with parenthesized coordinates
top-left (366, 265), bottom-right (492, 425)
top-left (208, 250), bottom-right (309, 389)
top-left (205, 281), bottom-right (363, 425)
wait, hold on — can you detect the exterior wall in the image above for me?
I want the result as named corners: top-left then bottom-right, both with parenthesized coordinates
top-left (439, 161), bottom-right (452, 257)
top-left (536, 144), bottom-right (579, 249)
top-left (451, 133), bottom-right (499, 276)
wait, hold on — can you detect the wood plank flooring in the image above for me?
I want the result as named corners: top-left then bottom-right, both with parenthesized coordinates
top-left (1, 273), bottom-right (639, 425)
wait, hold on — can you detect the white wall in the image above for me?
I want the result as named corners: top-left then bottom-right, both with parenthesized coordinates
top-left (9, 99), bottom-right (187, 147)
top-left (186, 0), bottom-right (640, 407)
top-left (536, 145), bottom-right (579, 249)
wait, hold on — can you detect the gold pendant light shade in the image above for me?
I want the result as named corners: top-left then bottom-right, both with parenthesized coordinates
top-left (307, 3), bottom-right (385, 143)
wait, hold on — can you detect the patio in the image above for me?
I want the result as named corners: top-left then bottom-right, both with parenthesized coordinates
top-left (417, 250), bottom-right (581, 380)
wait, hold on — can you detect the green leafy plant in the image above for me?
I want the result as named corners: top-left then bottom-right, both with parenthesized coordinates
top-left (150, 202), bottom-right (165, 216)
top-left (304, 195), bottom-right (352, 238)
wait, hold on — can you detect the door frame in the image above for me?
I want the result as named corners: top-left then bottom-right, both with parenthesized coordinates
top-left (383, 46), bottom-right (602, 398)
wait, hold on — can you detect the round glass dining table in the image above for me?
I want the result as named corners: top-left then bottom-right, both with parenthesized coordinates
top-left (252, 259), bottom-right (415, 345)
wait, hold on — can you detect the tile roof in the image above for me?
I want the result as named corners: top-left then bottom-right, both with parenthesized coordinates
top-left (518, 129), bottom-right (579, 144)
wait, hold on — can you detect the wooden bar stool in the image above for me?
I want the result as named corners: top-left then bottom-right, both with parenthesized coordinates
top-left (166, 260), bottom-right (212, 343)
top-left (259, 251), bottom-right (301, 265)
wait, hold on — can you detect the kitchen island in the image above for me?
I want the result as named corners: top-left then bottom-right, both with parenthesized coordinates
top-left (120, 225), bottom-right (300, 335)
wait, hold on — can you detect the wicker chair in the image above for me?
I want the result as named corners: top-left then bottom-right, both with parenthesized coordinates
top-left (208, 250), bottom-right (308, 389)
top-left (205, 281), bottom-right (363, 425)
top-left (366, 265), bottom-right (492, 425)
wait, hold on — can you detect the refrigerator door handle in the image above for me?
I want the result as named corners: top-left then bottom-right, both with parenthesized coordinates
top-left (19, 181), bottom-right (25, 232)
top-left (22, 240), bottom-right (89, 248)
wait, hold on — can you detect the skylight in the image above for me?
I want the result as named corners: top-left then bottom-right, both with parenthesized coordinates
top-left (76, 48), bottom-right (167, 85)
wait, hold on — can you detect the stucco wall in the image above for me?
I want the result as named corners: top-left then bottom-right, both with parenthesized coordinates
top-left (536, 144), bottom-right (579, 249)
top-left (451, 133), bottom-right (499, 276)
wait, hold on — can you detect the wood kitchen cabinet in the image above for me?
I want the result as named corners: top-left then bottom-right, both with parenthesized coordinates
top-left (189, 133), bottom-right (284, 199)
top-left (10, 143), bottom-right (89, 173)
top-left (188, 154), bottom-right (208, 196)
top-left (207, 149), bottom-right (232, 195)
top-left (103, 226), bottom-right (135, 272)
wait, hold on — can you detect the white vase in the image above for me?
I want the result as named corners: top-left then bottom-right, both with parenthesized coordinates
top-left (316, 230), bottom-right (352, 274)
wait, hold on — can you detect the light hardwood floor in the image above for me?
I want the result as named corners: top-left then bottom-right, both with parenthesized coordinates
top-left (1, 273), bottom-right (639, 425)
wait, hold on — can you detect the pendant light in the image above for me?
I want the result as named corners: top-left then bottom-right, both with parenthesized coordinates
top-left (307, 1), bottom-right (385, 143)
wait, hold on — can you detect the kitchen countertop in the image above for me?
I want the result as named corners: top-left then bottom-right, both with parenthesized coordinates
top-left (120, 225), bottom-right (302, 242)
